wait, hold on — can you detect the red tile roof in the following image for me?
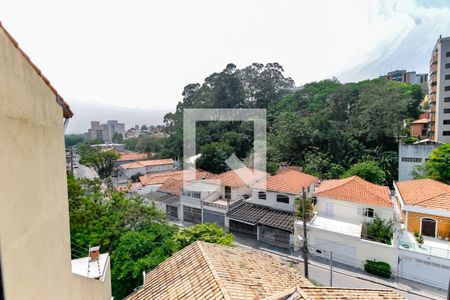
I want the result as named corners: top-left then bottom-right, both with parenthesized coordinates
top-left (117, 152), bottom-right (148, 162)
top-left (252, 169), bottom-right (318, 195)
top-left (396, 179), bottom-right (450, 211)
top-left (411, 118), bottom-right (428, 124)
top-left (120, 159), bottom-right (174, 170)
top-left (214, 168), bottom-right (268, 187)
top-left (0, 21), bottom-right (73, 118)
top-left (315, 176), bottom-right (392, 207)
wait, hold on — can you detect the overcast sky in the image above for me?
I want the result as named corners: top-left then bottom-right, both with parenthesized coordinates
top-left (2, 0), bottom-right (450, 112)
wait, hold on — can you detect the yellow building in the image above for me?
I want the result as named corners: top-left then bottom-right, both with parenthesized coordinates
top-left (0, 22), bottom-right (111, 299)
top-left (395, 179), bottom-right (450, 238)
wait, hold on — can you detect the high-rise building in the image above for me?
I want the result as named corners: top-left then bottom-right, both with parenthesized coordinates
top-left (428, 35), bottom-right (450, 143)
top-left (381, 70), bottom-right (428, 84)
top-left (86, 120), bottom-right (126, 143)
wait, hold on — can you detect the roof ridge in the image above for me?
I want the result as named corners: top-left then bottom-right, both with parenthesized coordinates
top-left (315, 176), bottom-right (355, 195)
top-left (353, 177), bottom-right (389, 203)
top-left (196, 242), bottom-right (232, 300)
top-left (413, 190), bottom-right (450, 206)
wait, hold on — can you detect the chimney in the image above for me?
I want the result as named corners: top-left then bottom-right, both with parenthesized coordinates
top-left (89, 246), bottom-right (100, 261)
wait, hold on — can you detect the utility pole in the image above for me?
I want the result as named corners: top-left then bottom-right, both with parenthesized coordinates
top-left (329, 251), bottom-right (333, 286)
top-left (302, 187), bottom-right (309, 278)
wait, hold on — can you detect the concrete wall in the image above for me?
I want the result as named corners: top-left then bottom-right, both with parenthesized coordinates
top-left (398, 143), bottom-right (437, 181)
top-left (249, 189), bottom-right (296, 212)
top-left (0, 28), bottom-right (111, 299)
top-left (294, 225), bottom-right (397, 272)
top-left (315, 197), bottom-right (394, 224)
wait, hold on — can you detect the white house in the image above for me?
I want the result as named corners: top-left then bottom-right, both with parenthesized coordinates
top-left (226, 168), bottom-right (318, 249)
top-left (118, 158), bottom-right (175, 180)
top-left (295, 176), bottom-right (397, 271)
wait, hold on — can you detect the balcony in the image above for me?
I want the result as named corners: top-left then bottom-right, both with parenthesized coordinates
top-left (203, 196), bottom-right (244, 211)
top-left (399, 232), bottom-right (450, 259)
top-left (430, 86), bottom-right (437, 94)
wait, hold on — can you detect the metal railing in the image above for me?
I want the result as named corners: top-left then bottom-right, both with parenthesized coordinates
top-left (399, 239), bottom-right (450, 259)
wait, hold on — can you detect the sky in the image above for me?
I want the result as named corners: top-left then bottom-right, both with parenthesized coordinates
top-left (2, 0), bottom-right (450, 119)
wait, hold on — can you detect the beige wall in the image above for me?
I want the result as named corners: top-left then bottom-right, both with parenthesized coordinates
top-left (0, 28), bottom-right (111, 299)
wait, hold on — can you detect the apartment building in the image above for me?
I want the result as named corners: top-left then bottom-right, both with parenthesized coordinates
top-left (0, 22), bottom-right (111, 299)
top-left (86, 120), bottom-right (126, 143)
top-left (381, 70), bottom-right (428, 84)
top-left (428, 35), bottom-right (450, 143)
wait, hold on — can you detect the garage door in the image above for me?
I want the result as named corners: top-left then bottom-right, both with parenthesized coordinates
top-left (399, 253), bottom-right (450, 289)
top-left (229, 220), bottom-right (257, 236)
top-left (203, 210), bottom-right (225, 227)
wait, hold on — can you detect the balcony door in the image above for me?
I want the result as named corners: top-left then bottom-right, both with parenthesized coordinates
top-left (421, 217), bottom-right (437, 238)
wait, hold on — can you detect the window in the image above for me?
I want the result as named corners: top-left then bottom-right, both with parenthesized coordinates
top-left (444, 120), bottom-right (450, 125)
top-left (224, 186), bottom-right (231, 199)
top-left (401, 157), bottom-right (422, 163)
top-left (276, 195), bottom-right (289, 204)
top-left (182, 190), bottom-right (201, 199)
top-left (421, 217), bottom-right (437, 238)
top-left (444, 131), bottom-right (450, 136)
top-left (363, 208), bottom-right (374, 218)
top-left (447, 51), bottom-right (450, 57)
top-left (446, 75), bottom-right (450, 80)
top-left (446, 97), bottom-right (450, 103)
top-left (445, 109), bottom-right (450, 114)
top-left (446, 63), bottom-right (450, 69)
top-left (445, 86), bottom-right (450, 92)
top-left (258, 191), bottom-right (266, 200)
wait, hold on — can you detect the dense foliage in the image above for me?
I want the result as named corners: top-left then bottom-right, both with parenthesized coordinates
top-left (78, 144), bottom-right (120, 179)
top-left (68, 177), bottom-right (236, 299)
top-left (65, 134), bottom-right (85, 147)
top-left (295, 197), bottom-right (314, 222)
top-left (341, 161), bottom-right (386, 185)
top-left (364, 260), bottom-right (391, 278)
top-left (161, 63), bottom-right (424, 184)
top-left (173, 223), bottom-right (235, 250)
top-left (414, 144), bottom-right (450, 184)
top-left (363, 217), bottom-right (394, 245)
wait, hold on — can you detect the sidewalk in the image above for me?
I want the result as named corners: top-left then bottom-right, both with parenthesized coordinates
top-left (233, 233), bottom-right (446, 300)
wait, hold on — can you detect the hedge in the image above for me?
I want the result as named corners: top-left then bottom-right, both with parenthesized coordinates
top-left (364, 260), bottom-right (391, 278)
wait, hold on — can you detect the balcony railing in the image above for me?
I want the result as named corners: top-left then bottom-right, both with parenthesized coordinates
top-left (399, 239), bottom-right (450, 259)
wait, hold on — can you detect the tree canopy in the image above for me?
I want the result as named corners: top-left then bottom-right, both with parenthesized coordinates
top-left (78, 144), bottom-right (119, 179)
top-left (173, 223), bottom-right (235, 250)
top-left (414, 144), bottom-right (450, 184)
top-left (341, 161), bottom-right (386, 185)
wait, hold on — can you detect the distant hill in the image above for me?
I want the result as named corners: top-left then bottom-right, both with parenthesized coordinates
top-left (65, 100), bottom-right (170, 134)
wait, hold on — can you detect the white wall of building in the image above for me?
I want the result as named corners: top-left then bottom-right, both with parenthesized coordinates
top-left (315, 196), bottom-right (394, 223)
top-left (398, 143), bottom-right (437, 181)
top-left (248, 189), bottom-right (297, 212)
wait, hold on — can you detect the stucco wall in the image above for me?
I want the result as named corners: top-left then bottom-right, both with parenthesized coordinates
top-left (315, 197), bottom-right (394, 224)
top-left (398, 143), bottom-right (437, 181)
top-left (0, 29), bottom-right (111, 299)
top-left (406, 211), bottom-right (450, 238)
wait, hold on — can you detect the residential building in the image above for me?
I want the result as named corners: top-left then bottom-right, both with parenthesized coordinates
top-left (394, 179), bottom-right (450, 289)
top-left (295, 176), bottom-right (396, 271)
top-left (398, 139), bottom-right (441, 181)
top-left (409, 112), bottom-right (429, 137)
top-left (179, 168), bottom-right (267, 228)
top-left (0, 22), bottom-right (111, 299)
top-left (226, 168), bottom-right (318, 249)
top-left (86, 120), bottom-right (126, 143)
top-left (428, 35), bottom-right (450, 143)
top-left (118, 158), bottom-right (176, 182)
top-left (115, 151), bottom-right (148, 166)
top-left (381, 69), bottom-right (428, 84)
top-left (126, 241), bottom-right (404, 300)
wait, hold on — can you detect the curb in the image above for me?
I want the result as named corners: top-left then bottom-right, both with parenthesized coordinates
top-left (236, 243), bottom-right (443, 300)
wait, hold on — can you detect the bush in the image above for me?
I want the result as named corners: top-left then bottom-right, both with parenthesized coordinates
top-left (364, 260), bottom-right (391, 278)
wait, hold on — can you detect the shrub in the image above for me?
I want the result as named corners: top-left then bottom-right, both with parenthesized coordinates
top-left (364, 260), bottom-right (391, 278)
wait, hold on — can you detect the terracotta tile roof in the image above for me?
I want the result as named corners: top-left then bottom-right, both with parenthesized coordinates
top-left (127, 241), bottom-right (313, 300)
top-left (268, 287), bottom-right (404, 300)
top-left (315, 176), bottom-right (392, 208)
top-left (120, 159), bottom-right (174, 170)
top-left (153, 193), bottom-right (180, 205)
top-left (0, 22), bottom-right (73, 118)
top-left (215, 168), bottom-right (268, 187)
top-left (396, 179), bottom-right (450, 211)
top-left (158, 178), bottom-right (184, 196)
top-left (117, 152), bottom-right (148, 162)
top-left (252, 169), bottom-right (318, 195)
top-left (139, 169), bottom-right (214, 186)
top-left (411, 118), bottom-right (428, 124)
top-left (227, 202), bottom-right (294, 232)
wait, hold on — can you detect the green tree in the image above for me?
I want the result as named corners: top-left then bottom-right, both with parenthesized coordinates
top-left (112, 132), bottom-right (124, 143)
top-left (130, 172), bottom-right (143, 183)
top-left (174, 223), bottom-right (235, 250)
top-left (65, 134), bottom-right (85, 147)
top-left (196, 142), bottom-right (234, 173)
top-left (303, 151), bottom-right (345, 179)
top-left (342, 161), bottom-right (386, 185)
top-left (78, 144), bottom-right (119, 179)
top-left (364, 217), bottom-right (394, 245)
top-left (111, 224), bottom-right (178, 299)
top-left (295, 197), bottom-right (314, 222)
top-left (419, 144), bottom-right (450, 183)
